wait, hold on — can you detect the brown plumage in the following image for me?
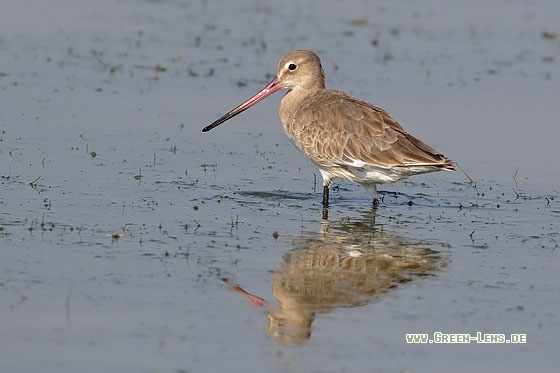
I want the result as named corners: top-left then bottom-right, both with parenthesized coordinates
top-left (203, 50), bottom-right (455, 206)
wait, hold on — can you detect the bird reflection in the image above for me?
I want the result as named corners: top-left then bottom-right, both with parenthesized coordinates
top-left (230, 209), bottom-right (447, 346)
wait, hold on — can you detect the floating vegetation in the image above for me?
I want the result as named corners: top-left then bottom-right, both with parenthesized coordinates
top-left (351, 18), bottom-right (369, 26)
top-left (29, 176), bottom-right (41, 191)
top-left (541, 30), bottom-right (557, 39)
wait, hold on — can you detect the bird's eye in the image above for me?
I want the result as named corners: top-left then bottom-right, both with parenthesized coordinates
top-left (288, 63), bottom-right (297, 71)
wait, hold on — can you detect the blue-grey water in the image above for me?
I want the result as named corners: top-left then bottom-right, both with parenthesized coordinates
top-left (1, 1), bottom-right (559, 372)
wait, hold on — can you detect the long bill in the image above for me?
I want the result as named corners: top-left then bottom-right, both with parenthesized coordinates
top-left (202, 76), bottom-right (283, 132)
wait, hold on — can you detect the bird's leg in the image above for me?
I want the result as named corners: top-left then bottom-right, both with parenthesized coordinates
top-left (322, 185), bottom-right (329, 207)
top-left (372, 186), bottom-right (380, 207)
top-left (363, 183), bottom-right (379, 207)
top-left (320, 176), bottom-right (332, 207)
top-left (321, 206), bottom-right (329, 221)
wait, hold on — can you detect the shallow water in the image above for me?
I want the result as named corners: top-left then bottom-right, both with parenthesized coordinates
top-left (1, 1), bottom-right (559, 372)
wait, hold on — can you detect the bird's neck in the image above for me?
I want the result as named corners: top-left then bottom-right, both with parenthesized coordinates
top-left (279, 88), bottom-right (315, 126)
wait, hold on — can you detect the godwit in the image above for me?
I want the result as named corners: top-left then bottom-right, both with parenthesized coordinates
top-left (202, 50), bottom-right (455, 206)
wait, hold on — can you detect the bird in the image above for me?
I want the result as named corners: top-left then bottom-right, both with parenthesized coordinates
top-left (202, 50), bottom-right (455, 206)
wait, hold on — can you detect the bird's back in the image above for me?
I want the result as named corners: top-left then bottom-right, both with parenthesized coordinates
top-left (281, 88), bottom-right (455, 184)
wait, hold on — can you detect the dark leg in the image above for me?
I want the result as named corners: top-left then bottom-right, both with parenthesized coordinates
top-left (322, 185), bottom-right (329, 207)
top-left (321, 206), bottom-right (329, 221)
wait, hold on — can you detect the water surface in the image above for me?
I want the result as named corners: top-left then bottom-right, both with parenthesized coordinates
top-left (1, 1), bottom-right (559, 372)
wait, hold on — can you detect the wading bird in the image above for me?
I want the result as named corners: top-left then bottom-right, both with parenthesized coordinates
top-left (203, 50), bottom-right (455, 206)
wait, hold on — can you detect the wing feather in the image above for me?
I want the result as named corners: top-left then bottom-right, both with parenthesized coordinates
top-left (289, 90), bottom-right (454, 171)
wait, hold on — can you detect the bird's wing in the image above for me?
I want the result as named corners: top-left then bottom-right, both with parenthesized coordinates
top-left (292, 90), bottom-right (454, 170)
